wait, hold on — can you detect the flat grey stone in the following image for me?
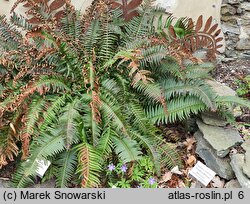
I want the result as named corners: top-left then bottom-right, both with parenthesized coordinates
top-left (0, 179), bottom-right (10, 188)
top-left (197, 120), bottom-right (243, 157)
top-left (201, 112), bottom-right (228, 127)
top-left (205, 79), bottom-right (236, 97)
top-left (236, 39), bottom-right (250, 50)
top-left (227, 0), bottom-right (240, 5)
top-left (194, 131), bottom-right (235, 180)
top-left (224, 179), bottom-right (242, 188)
top-left (230, 154), bottom-right (250, 188)
top-left (241, 2), bottom-right (250, 11)
top-left (242, 141), bottom-right (250, 179)
top-left (221, 24), bottom-right (240, 35)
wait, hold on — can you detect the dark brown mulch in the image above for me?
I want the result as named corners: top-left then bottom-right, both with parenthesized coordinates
top-left (0, 161), bottom-right (16, 179)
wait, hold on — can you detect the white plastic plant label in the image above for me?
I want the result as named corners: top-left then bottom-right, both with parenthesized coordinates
top-left (35, 159), bottom-right (51, 178)
top-left (189, 161), bottom-right (216, 186)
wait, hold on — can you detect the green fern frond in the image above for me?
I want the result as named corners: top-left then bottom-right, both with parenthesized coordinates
top-left (0, 15), bottom-right (22, 51)
top-left (57, 100), bottom-right (81, 150)
top-left (101, 99), bottom-right (127, 133)
top-left (54, 150), bottom-right (78, 188)
top-left (162, 78), bottom-right (216, 110)
top-left (99, 19), bottom-right (118, 62)
top-left (147, 96), bottom-right (207, 124)
top-left (113, 136), bottom-right (142, 163)
top-left (97, 126), bottom-right (114, 155)
top-left (183, 63), bottom-right (214, 79)
top-left (11, 128), bottom-right (67, 187)
top-left (84, 20), bottom-right (101, 55)
top-left (39, 94), bottom-right (68, 133)
top-left (35, 76), bottom-right (70, 93)
top-left (10, 12), bottom-right (33, 31)
top-left (140, 44), bottom-right (166, 67)
top-left (133, 81), bottom-right (162, 103)
top-left (156, 136), bottom-right (184, 169)
top-left (130, 130), bottom-right (160, 175)
top-left (215, 95), bottom-right (250, 109)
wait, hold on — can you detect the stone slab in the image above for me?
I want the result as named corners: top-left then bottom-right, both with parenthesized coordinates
top-left (205, 79), bottom-right (237, 96)
top-left (230, 154), bottom-right (250, 188)
top-left (194, 131), bottom-right (235, 179)
top-left (197, 120), bottom-right (243, 157)
top-left (224, 179), bottom-right (242, 188)
top-left (242, 140), bottom-right (250, 179)
top-left (201, 112), bottom-right (228, 127)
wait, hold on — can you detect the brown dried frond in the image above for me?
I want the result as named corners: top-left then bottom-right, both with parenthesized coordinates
top-left (82, 0), bottom-right (112, 31)
top-left (90, 90), bottom-right (102, 123)
top-left (79, 146), bottom-right (90, 187)
top-left (88, 62), bottom-right (102, 124)
top-left (11, 0), bottom-right (71, 26)
top-left (110, 0), bottom-right (142, 21)
top-left (0, 127), bottom-right (19, 169)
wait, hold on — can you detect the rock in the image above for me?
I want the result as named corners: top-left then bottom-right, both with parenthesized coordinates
top-left (224, 179), bottom-right (242, 188)
top-left (221, 4), bottom-right (237, 15)
top-left (221, 16), bottom-right (238, 24)
top-left (31, 179), bottom-right (56, 188)
top-left (236, 38), bottom-right (250, 50)
top-left (194, 131), bottom-right (235, 179)
top-left (241, 2), bottom-right (250, 11)
top-left (236, 8), bottom-right (243, 14)
top-left (242, 141), bottom-right (250, 179)
top-left (230, 154), bottom-right (250, 188)
top-left (227, 0), bottom-right (240, 5)
top-left (205, 79), bottom-right (236, 96)
top-left (221, 23), bottom-right (240, 34)
top-left (233, 106), bottom-right (243, 117)
top-left (197, 120), bottom-right (243, 157)
top-left (0, 179), bottom-right (10, 188)
top-left (201, 112), bottom-right (228, 127)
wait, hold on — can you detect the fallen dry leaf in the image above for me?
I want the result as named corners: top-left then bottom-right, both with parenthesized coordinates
top-left (183, 137), bottom-right (196, 151)
top-left (161, 171), bottom-right (173, 183)
top-left (211, 176), bottom-right (225, 188)
top-left (186, 155), bottom-right (197, 167)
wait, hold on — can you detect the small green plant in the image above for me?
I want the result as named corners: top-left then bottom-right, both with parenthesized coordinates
top-left (236, 75), bottom-right (250, 97)
top-left (106, 157), bottom-right (158, 188)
